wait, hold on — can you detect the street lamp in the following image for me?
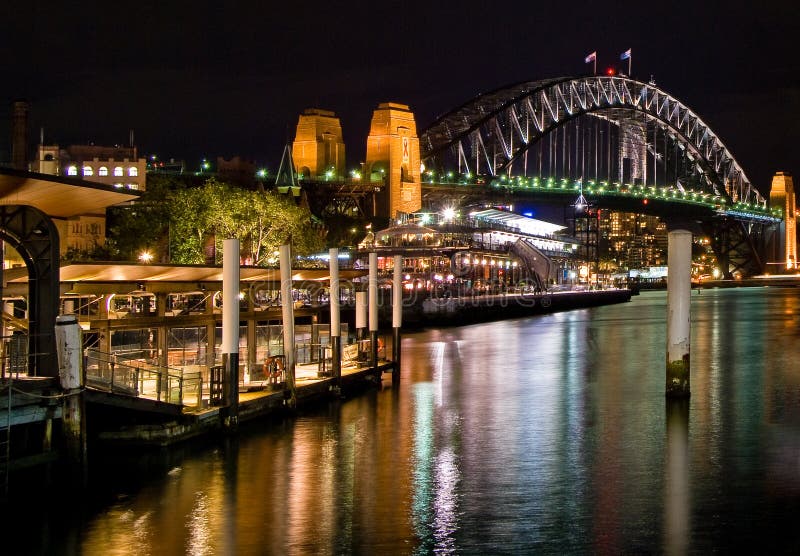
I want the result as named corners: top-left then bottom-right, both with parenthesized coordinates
top-left (139, 251), bottom-right (153, 264)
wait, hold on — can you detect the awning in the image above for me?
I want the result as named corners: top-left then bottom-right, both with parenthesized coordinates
top-left (0, 168), bottom-right (140, 217)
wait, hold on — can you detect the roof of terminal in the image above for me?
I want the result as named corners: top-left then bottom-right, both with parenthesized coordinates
top-left (0, 168), bottom-right (140, 217)
top-left (469, 209), bottom-right (566, 236)
top-left (2, 263), bottom-right (367, 296)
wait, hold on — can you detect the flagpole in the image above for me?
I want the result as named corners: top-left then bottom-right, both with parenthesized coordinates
top-left (628, 50), bottom-right (632, 76)
top-left (594, 57), bottom-right (597, 76)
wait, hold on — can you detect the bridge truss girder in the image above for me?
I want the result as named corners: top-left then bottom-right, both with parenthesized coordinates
top-left (301, 180), bottom-right (385, 219)
top-left (421, 76), bottom-right (766, 208)
top-left (702, 218), bottom-right (775, 279)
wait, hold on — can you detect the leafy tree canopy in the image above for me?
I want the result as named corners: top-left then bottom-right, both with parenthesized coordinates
top-left (108, 177), bottom-right (324, 265)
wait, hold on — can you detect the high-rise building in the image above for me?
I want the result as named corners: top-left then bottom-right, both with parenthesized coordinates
top-left (599, 211), bottom-right (667, 270)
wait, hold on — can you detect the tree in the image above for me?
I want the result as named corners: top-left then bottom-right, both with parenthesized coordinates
top-left (168, 179), bottom-right (324, 265)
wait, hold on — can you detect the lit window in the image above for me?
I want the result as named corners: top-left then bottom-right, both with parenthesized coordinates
top-left (67, 166), bottom-right (78, 176)
top-left (114, 167), bottom-right (123, 177)
top-left (98, 166), bottom-right (108, 176)
top-left (128, 167), bottom-right (138, 177)
top-left (83, 166), bottom-right (93, 176)
top-left (127, 183), bottom-right (139, 190)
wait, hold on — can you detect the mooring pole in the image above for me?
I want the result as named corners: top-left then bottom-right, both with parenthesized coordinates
top-left (666, 227), bottom-right (692, 398)
top-left (222, 238), bottom-right (240, 431)
top-left (329, 248), bottom-right (341, 388)
top-left (55, 314), bottom-right (86, 481)
top-left (368, 252), bottom-right (379, 377)
top-left (280, 244), bottom-right (297, 408)
top-left (392, 254), bottom-right (402, 384)
top-left (355, 291), bottom-right (367, 361)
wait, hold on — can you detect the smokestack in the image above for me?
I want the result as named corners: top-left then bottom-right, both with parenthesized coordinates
top-left (11, 100), bottom-right (30, 171)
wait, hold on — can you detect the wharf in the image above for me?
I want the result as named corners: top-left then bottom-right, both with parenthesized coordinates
top-left (405, 288), bottom-right (633, 326)
top-left (92, 360), bottom-right (394, 447)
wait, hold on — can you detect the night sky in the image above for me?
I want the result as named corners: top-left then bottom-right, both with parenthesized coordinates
top-left (2, 1), bottom-right (798, 194)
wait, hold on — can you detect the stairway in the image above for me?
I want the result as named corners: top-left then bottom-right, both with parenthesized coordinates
top-left (511, 239), bottom-right (552, 291)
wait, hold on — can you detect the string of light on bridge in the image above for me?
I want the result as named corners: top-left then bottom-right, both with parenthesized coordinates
top-left (423, 172), bottom-right (782, 223)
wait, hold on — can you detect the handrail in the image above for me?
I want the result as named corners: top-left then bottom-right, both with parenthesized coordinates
top-left (84, 348), bottom-right (202, 410)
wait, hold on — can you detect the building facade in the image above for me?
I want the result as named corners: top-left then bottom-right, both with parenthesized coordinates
top-left (28, 142), bottom-right (145, 254)
top-left (769, 171), bottom-right (797, 269)
top-left (292, 108), bottom-right (346, 180)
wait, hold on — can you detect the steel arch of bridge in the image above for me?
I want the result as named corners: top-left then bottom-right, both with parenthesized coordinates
top-left (420, 76), bottom-right (766, 208)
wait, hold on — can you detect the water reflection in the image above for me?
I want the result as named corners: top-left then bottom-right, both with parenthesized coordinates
top-left (8, 288), bottom-right (800, 554)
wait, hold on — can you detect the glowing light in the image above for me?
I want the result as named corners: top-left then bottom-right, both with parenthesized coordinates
top-left (139, 251), bottom-right (153, 263)
top-left (442, 207), bottom-right (456, 221)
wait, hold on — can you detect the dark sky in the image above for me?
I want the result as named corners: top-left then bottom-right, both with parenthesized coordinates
top-left (2, 0), bottom-right (798, 194)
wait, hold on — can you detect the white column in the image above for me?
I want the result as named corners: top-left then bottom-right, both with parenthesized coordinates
top-left (666, 228), bottom-right (692, 397)
top-left (280, 244), bottom-right (297, 405)
top-left (392, 254), bottom-right (403, 382)
top-left (329, 248), bottom-right (340, 337)
top-left (392, 255), bottom-right (403, 329)
top-left (222, 239), bottom-right (240, 355)
top-left (55, 314), bottom-right (85, 466)
top-left (355, 291), bottom-right (367, 332)
top-left (368, 252), bottom-right (379, 369)
top-left (222, 239), bottom-right (240, 424)
top-left (329, 248), bottom-right (341, 382)
top-left (368, 252), bottom-right (378, 333)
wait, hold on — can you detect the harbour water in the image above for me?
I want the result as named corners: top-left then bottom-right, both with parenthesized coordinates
top-left (4, 287), bottom-right (800, 554)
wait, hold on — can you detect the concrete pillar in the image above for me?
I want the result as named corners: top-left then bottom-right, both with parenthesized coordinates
top-left (280, 244), bottom-right (297, 408)
top-left (329, 248), bottom-right (341, 385)
top-left (666, 228), bottom-right (692, 398)
top-left (392, 254), bottom-right (403, 384)
top-left (355, 291), bottom-right (367, 360)
top-left (222, 239), bottom-right (240, 430)
top-left (55, 315), bottom-right (86, 478)
top-left (245, 319), bottom-right (256, 384)
top-left (205, 292), bottom-right (217, 371)
top-left (368, 252), bottom-right (379, 374)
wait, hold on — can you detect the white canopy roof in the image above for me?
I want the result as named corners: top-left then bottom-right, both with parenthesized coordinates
top-left (469, 209), bottom-right (566, 237)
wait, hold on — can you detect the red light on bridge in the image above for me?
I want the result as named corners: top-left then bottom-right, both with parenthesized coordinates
top-left (605, 67), bottom-right (616, 76)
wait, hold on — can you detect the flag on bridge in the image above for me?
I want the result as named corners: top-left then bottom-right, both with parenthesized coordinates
top-left (620, 48), bottom-right (632, 75)
top-left (584, 51), bottom-right (597, 75)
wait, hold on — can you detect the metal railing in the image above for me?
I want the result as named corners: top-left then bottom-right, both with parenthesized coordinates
top-left (84, 348), bottom-right (203, 409)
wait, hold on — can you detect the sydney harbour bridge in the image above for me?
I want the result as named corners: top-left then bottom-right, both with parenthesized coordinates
top-left (298, 75), bottom-right (783, 279)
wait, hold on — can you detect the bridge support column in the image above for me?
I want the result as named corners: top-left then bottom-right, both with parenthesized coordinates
top-left (666, 227), bottom-right (692, 398)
